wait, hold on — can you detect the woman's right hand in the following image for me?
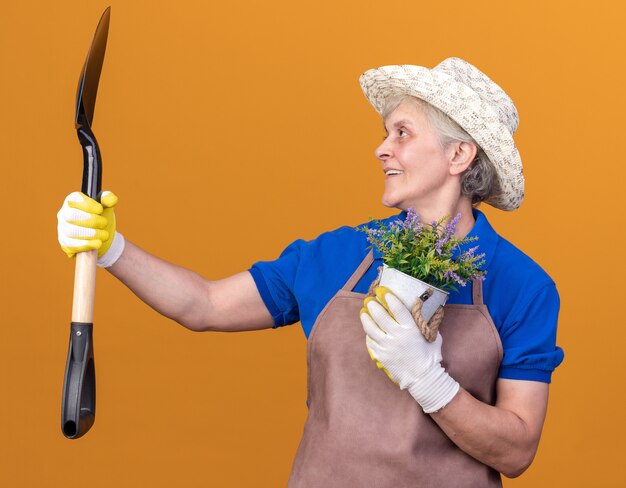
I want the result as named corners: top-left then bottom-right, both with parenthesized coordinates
top-left (57, 190), bottom-right (125, 267)
top-left (55, 190), bottom-right (276, 331)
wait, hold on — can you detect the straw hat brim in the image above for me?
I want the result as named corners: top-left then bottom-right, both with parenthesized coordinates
top-left (359, 65), bottom-right (524, 211)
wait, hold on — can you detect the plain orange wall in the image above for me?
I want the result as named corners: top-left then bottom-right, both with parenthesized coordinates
top-left (1, 0), bottom-right (624, 486)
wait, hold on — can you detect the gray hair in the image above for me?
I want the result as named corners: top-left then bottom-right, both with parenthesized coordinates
top-left (382, 95), bottom-right (501, 206)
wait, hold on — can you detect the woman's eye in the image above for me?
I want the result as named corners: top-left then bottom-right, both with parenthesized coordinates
top-left (399, 129), bottom-right (407, 137)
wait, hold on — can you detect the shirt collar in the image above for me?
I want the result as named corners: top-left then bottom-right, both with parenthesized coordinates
top-left (371, 208), bottom-right (498, 271)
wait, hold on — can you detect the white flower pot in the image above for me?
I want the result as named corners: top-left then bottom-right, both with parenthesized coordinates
top-left (378, 265), bottom-right (449, 323)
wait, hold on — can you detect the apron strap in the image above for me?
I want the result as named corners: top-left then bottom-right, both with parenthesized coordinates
top-left (342, 250), bottom-right (374, 292)
top-left (472, 278), bottom-right (484, 306)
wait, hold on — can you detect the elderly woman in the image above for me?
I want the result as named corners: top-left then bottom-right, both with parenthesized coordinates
top-left (57, 58), bottom-right (563, 487)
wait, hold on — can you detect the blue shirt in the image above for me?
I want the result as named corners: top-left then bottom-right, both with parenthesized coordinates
top-left (249, 209), bottom-right (564, 383)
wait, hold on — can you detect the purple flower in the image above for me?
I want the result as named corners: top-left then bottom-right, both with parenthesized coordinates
top-left (461, 246), bottom-right (479, 260)
top-left (444, 213), bottom-right (462, 235)
top-left (403, 208), bottom-right (423, 232)
top-left (362, 226), bottom-right (385, 246)
top-left (366, 229), bottom-right (383, 239)
top-left (444, 269), bottom-right (467, 286)
top-left (435, 234), bottom-right (450, 254)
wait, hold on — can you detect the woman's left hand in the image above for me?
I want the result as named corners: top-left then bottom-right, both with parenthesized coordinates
top-left (360, 286), bottom-right (460, 413)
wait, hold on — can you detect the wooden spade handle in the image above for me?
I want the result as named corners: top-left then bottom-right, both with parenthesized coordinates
top-left (62, 249), bottom-right (98, 438)
top-left (72, 250), bottom-right (98, 322)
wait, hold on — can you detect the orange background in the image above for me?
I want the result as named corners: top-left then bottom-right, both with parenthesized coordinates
top-left (1, 0), bottom-right (624, 486)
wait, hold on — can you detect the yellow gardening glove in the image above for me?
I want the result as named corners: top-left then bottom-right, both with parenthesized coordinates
top-left (360, 286), bottom-right (459, 413)
top-left (57, 191), bottom-right (124, 267)
top-left (361, 287), bottom-right (398, 384)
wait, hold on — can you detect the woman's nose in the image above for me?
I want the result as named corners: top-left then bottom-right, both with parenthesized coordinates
top-left (375, 138), bottom-right (391, 160)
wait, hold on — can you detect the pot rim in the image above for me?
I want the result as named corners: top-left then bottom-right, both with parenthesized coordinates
top-left (381, 263), bottom-right (450, 297)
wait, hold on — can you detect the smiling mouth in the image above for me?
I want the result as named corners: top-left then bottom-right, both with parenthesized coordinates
top-left (385, 170), bottom-right (404, 176)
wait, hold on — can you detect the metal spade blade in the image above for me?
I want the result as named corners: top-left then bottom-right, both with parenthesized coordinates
top-left (61, 6), bottom-right (111, 439)
top-left (74, 6), bottom-right (110, 200)
top-left (75, 6), bottom-right (110, 132)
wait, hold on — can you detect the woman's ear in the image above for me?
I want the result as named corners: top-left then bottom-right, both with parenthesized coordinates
top-left (449, 142), bottom-right (477, 175)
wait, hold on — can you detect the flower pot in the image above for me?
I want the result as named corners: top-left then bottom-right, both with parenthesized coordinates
top-left (378, 265), bottom-right (449, 323)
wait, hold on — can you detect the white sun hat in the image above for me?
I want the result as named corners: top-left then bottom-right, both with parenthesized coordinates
top-left (359, 57), bottom-right (524, 211)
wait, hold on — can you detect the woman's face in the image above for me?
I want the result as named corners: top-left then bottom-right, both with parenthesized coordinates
top-left (375, 100), bottom-right (451, 211)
